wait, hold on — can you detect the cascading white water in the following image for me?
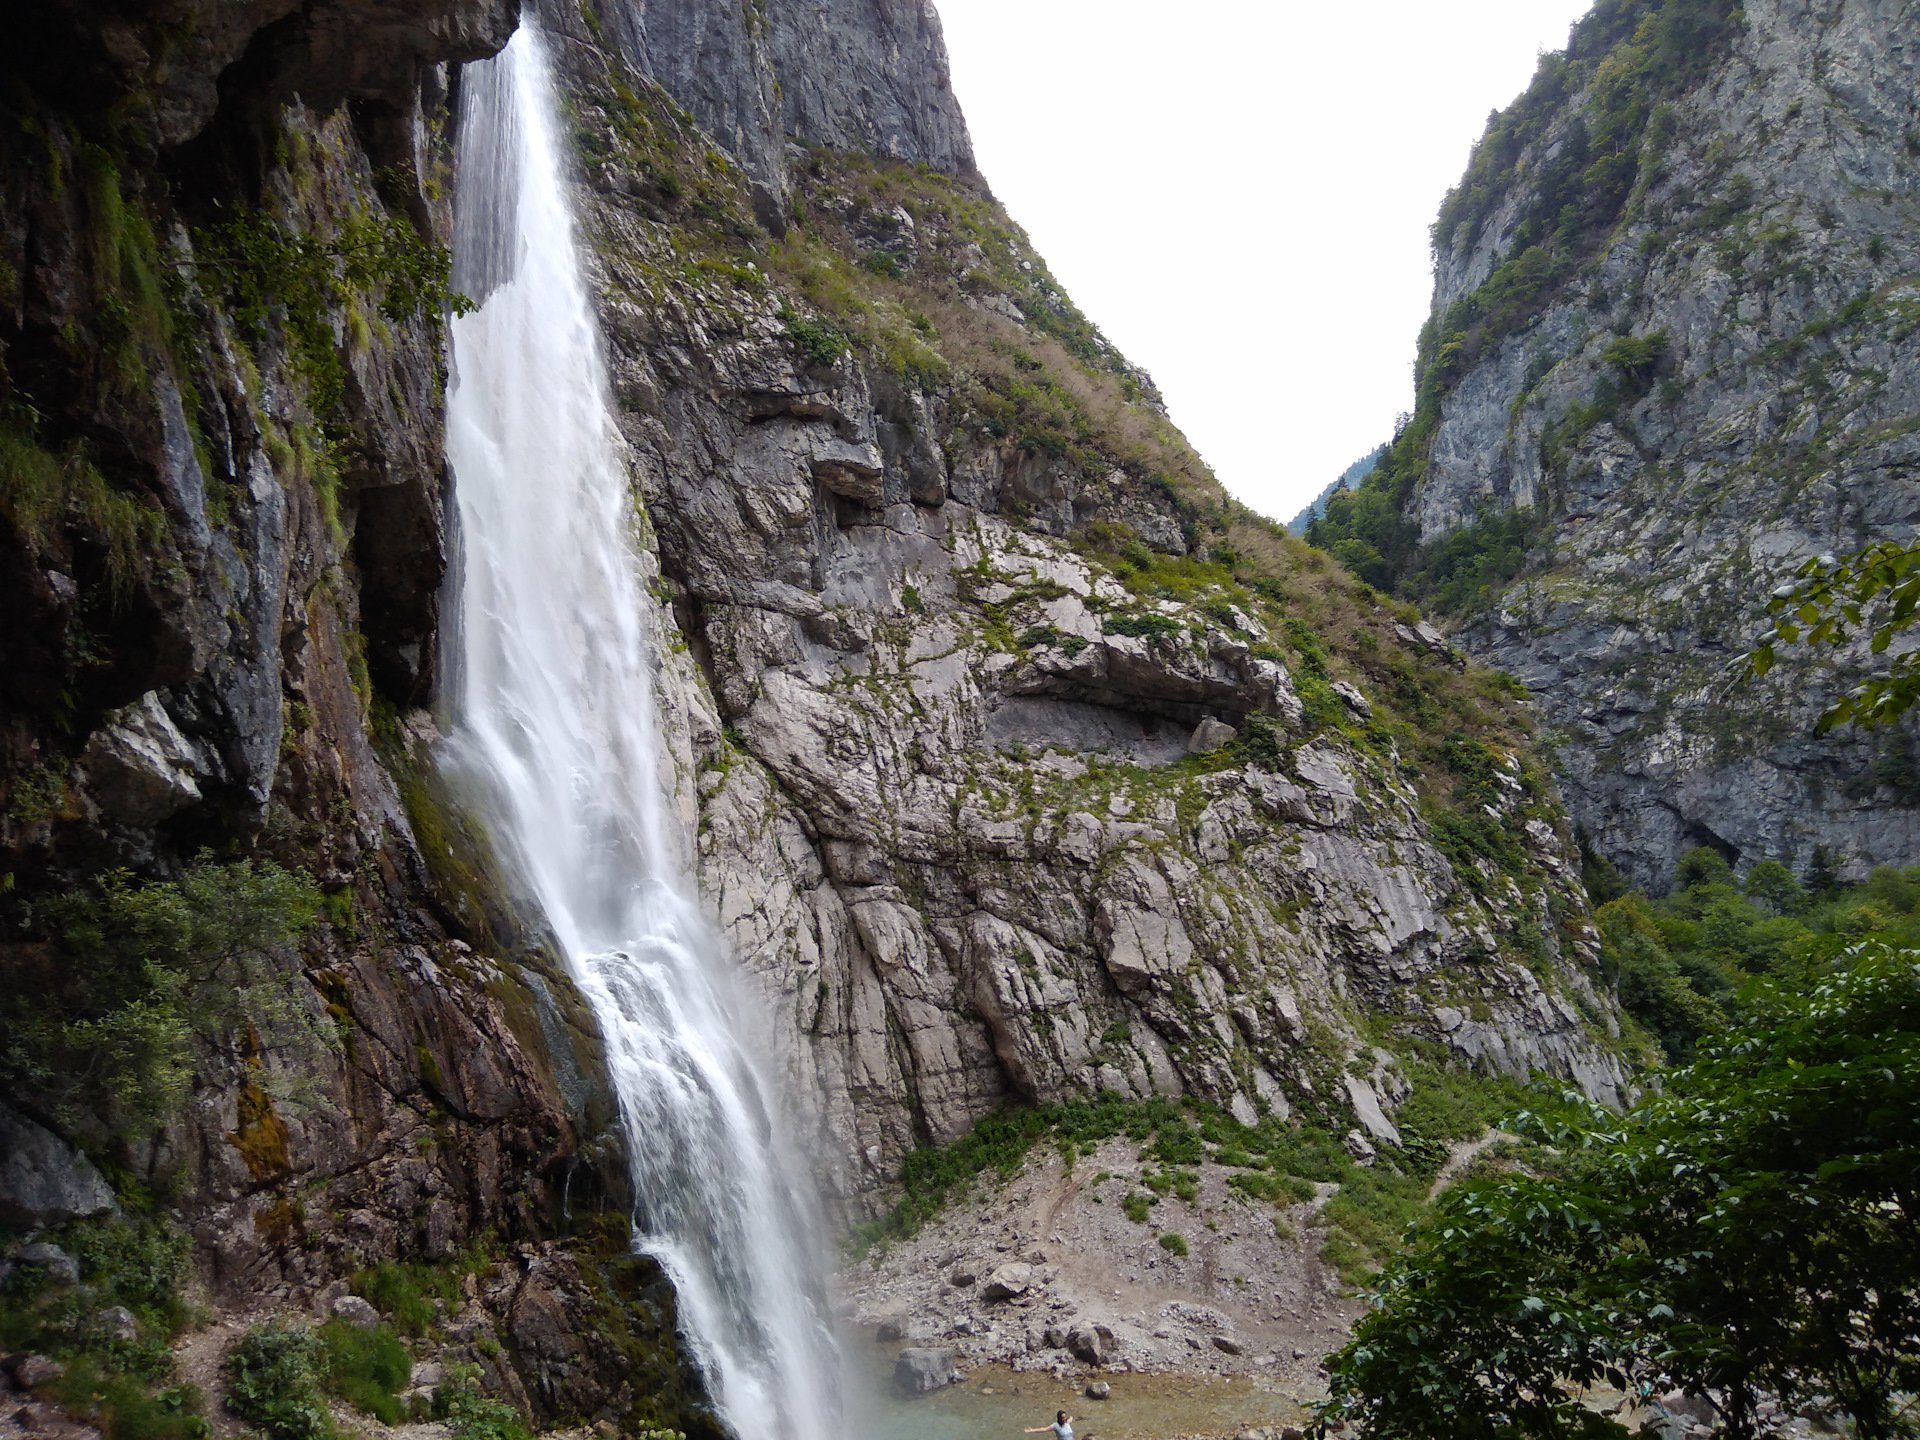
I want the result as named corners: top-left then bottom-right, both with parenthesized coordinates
top-left (443, 27), bottom-right (843, 1440)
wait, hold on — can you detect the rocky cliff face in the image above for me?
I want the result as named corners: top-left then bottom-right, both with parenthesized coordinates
top-left (1345, 0), bottom-right (1920, 888)
top-left (0, 2), bottom-right (717, 1432)
top-left (532, 6), bottom-right (1627, 1221)
top-left (584, 0), bottom-right (974, 224)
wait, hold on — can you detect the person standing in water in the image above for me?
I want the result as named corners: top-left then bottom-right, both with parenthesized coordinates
top-left (1027, 1411), bottom-right (1074, 1440)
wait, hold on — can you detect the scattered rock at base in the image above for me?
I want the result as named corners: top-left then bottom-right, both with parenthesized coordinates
top-left (894, 1347), bottom-right (960, 1396)
top-left (1066, 1323), bottom-right (1115, 1365)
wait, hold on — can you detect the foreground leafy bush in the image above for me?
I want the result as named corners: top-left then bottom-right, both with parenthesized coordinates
top-left (1318, 942), bottom-right (1920, 1440)
top-left (224, 1324), bottom-right (334, 1440)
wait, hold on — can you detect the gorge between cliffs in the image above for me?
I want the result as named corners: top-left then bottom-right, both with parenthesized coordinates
top-left (1, 2), bottom-right (1916, 1440)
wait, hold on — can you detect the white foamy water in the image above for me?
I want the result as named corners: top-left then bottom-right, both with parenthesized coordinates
top-left (443, 27), bottom-right (843, 1440)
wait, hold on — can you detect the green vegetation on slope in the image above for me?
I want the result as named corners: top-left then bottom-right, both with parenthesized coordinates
top-left (0, 1213), bottom-right (205, 1440)
top-left (1594, 843), bottom-right (1920, 1064)
top-left (852, 1076), bottom-right (1528, 1285)
top-left (0, 857), bottom-right (325, 1155)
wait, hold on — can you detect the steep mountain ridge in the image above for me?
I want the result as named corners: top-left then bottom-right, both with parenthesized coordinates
top-left (1312, 0), bottom-right (1920, 889)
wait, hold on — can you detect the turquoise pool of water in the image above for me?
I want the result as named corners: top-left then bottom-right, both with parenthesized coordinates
top-left (847, 1346), bottom-right (1312, 1440)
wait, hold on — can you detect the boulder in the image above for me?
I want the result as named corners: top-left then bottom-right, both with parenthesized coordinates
top-left (949, 1269), bottom-right (976, 1288)
top-left (1085, 1381), bottom-right (1111, 1400)
top-left (874, 1317), bottom-right (906, 1343)
top-left (1212, 1334), bottom-right (1244, 1356)
top-left (1187, 717), bottom-right (1237, 754)
top-left (893, 1347), bottom-right (959, 1396)
top-left (329, 1294), bottom-right (383, 1329)
top-left (980, 1262), bottom-right (1034, 1301)
top-left (0, 1109), bottom-right (116, 1229)
top-left (8, 1355), bottom-right (66, 1390)
top-left (1066, 1323), bottom-right (1114, 1365)
top-left (93, 1307), bottom-right (138, 1342)
top-left (15, 1243), bottom-right (81, 1286)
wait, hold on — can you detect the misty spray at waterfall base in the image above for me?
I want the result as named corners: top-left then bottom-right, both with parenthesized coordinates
top-left (442, 27), bottom-right (844, 1440)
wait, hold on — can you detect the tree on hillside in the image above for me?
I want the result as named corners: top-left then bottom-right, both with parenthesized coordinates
top-left (1315, 943), bottom-right (1920, 1440)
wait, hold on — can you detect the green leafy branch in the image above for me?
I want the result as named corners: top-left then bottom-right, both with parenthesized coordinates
top-left (1742, 538), bottom-right (1920, 730)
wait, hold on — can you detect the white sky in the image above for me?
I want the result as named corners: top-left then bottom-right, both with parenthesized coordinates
top-left (935, 0), bottom-right (1595, 521)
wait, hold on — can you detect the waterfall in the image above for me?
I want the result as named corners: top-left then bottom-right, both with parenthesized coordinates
top-left (443, 27), bottom-right (843, 1440)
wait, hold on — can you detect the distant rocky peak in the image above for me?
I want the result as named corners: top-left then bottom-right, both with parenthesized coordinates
top-left (588, 0), bottom-right (976, 220)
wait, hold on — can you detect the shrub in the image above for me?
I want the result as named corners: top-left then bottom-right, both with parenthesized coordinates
top-left (776, 304), bottom-right (849, 367)
top-left (1120, 1192), bottom-right (1153, 1224)
top-left (441, 1371), bottom-right (533, 1440)
top-left (224, 1324), bottom-right (334, 1440)
top-left (49, 1361), bottom-right (209, 1440)
top-left (1157, 1231), bottom-right (1189, 1257)
top-left (0, 858), bottom-right (324, 1145)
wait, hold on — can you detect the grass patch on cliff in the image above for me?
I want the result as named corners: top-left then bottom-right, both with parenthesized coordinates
top-left (0, 396), bottom-right (166, 596)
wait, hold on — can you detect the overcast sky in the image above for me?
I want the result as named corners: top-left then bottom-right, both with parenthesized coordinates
top-left (935, 0), bottom-right (1594, 522)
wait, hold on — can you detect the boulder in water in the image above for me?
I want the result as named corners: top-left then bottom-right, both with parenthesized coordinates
top-left (894, 1346), bottom-right (959, 1396)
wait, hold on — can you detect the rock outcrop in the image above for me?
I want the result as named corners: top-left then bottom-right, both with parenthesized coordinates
top-left (584, 0), bottom-right (975, 223)
top-left (1322, 0), bottom-right (1920, 888)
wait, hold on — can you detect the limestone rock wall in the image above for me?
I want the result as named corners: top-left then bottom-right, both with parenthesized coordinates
top-left (580, 0), bottom-right (975, 221)
top-left (535, 10), bottom-right (1627, 1222)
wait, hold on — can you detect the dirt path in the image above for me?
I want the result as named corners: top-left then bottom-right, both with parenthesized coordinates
top-left (1427, 1128), bottom-right (1519, 1200)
